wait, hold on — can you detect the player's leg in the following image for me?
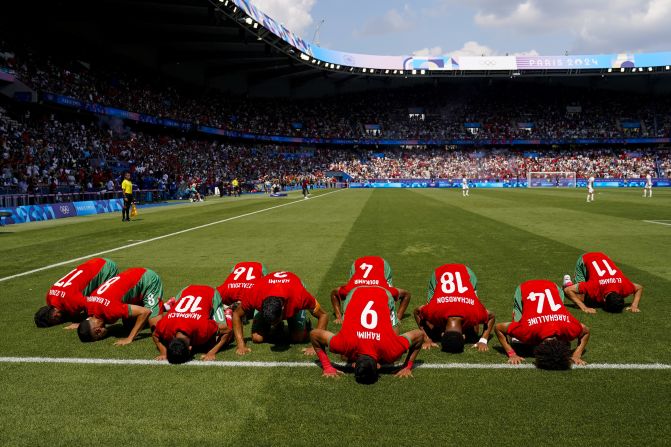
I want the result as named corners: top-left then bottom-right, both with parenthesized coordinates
top-left (288, 310), bottom-right (311, 343)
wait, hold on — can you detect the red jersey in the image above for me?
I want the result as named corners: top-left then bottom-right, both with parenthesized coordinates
top-left (578, 252), bottom-right (636, 302)
top-left (329, 287), bottom-right (410, 364)
top-left (154, 285), bottom-right (220, 347)
top-left (216, 261), bottom-right (266, 305)
top-left (420, 264), bottom-right (488, 328)
top-left (242, 271), bottom-right (319, 319)
top-left (46, 258), bottom-right (110, 316)
top-left (85, 268), bottom-right (152, 324)
top-left (337, 256), bottom-right (399, 300)
top-left (508, 280), bottom-right (583, 345)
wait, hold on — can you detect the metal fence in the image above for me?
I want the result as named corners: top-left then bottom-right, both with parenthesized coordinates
top-left (0, 189), bottom-right (164, 208)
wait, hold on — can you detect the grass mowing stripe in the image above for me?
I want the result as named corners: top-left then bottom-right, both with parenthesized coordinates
top-left (0, 357), bottom-right (669, 369)
top-left (0, 189), bottom-right (344, 283)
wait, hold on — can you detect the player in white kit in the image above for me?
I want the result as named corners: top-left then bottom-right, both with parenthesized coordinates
top-left (643, 173), bottom-right (653, 198)
top-left (462, 178), bottom-right (469, 197)
top-left (587, 176), bottom-right (595, 202)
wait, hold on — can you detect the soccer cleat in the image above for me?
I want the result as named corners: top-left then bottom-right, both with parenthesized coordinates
top-left (562, 275), bottom-right (573, 287)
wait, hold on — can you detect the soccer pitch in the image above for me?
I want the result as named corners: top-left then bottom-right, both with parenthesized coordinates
top-left (1, 188), bottom-right (670, 446)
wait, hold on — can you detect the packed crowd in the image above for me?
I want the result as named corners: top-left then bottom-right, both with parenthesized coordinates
top-left (2, 41), bottom-right (671, 141)
top-left (328, 148), bottom-right (667, 181)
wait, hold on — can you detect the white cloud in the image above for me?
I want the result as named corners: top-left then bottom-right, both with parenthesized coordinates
top-left (356, 8), bottom-right (416, 36)
top-left (413, 41), bottom-right (538, 57)
top-left (466, 0), bottom-right (671, 53)
top-left (250, 0), bottom-right (316, 37)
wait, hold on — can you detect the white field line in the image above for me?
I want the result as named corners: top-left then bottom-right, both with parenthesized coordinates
top-left (0, 189), bottom-right (344, 283)
top-left (642, 220), bottom-right (671, 227)
top-left (0, 356), bottom-right (668, 370)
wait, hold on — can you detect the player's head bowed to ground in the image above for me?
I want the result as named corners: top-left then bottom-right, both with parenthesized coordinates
top-left (153, 285), bottom-right (233, 364)
top-left (330, 256), bottom-right (411, 326)
top-left (231, 271), bottom-right (329, 356)
top-left (563, 252), bottom-right (643, 314)
top-left (34, 258), bottom-right (118, 329)
top-left (311, 286), bottom-right (424, 383)
top-left (413, 264), bottom-right (495, 353)
top-left (495, 279), bottom-right (590, 370)
top-left (77, 268), bottom-right (164, 346)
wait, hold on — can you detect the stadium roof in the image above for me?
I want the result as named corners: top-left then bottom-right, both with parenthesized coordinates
top-left (3, 0), bottom-right (670, 96)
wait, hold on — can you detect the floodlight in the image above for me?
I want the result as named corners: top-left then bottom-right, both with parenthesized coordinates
top-left (300, 53), bottom-right (309, 61)
top-left (648, 67), bottom-right (653, 71)
top-left (244, 17), bottom-right (252, 25)
top-left (420, 70), bottom-right (426, 75)
top-left (607, 68), bottom-right (612, 73)
top-left (412, 70), bottom-right (417, 75)
top-left (620, 67), bottom-right (625, 72)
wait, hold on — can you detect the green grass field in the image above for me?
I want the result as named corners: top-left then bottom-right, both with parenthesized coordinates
top-left (1, 188), bottom-right (670, 446)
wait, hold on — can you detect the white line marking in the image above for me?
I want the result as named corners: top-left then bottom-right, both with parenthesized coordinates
top-left (0, 357), bottom-right (668, 370)
top-left (643, 220), bottom-right (671, 227)
top-left (0, 189), bottom-right (344, 283)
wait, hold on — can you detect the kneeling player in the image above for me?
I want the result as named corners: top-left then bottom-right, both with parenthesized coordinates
top-left (414, 264), bottom-right (494, 353)
top-left (331, 256), bottom-right (411, 324)
top-left (34, 258), bottom-right (118, 328)
top-left (153, 285), bottom-right (232, 363)
top-left (495, 279), bottom-right (590, 369)
top-left (77, 267), bottom-right (164, 345)
top-left (564, 252), bottom-right (643, 313)
top-left (311, 286), bottom-right (424, 383)
top-left (216, 261), bottom-right (267, 311)
top-left (232, 271), bottom-right (328, 355)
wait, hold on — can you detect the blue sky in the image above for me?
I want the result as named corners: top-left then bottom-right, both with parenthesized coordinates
top-left (251, 0), bottom-right (671, 56)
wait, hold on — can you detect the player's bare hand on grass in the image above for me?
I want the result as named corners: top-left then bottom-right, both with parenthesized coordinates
top-left (114, 338), bottom-right (134, 346)
top-left (571, 357), bottom-right (587, 367)
top-left (322, 368), bottom-right (344, 378)
top-left (155, 355), bottom-right (167, 361)
top-left (507, 355), bottom-right (525, 365)
top-left (582, 307), bottom-right (597, 314)
top-left (334, 317), bottom-right (343, 325)
top-left (422, 340), bottom-right (438, 350)
top-left (63, 323), bottom-right (79, 330)
top-left (473, 342), bottom-right (488, 352)
top-left (625, 306), bottom-right (640, 313)
top-left (394, 368), bottom-right (414, 379)
top-left (200, 353), bottom-right (216, 361)
top-left (302, 346), bottom-right (316, 356)
top-left (235, 346), bottom-right (251, 356)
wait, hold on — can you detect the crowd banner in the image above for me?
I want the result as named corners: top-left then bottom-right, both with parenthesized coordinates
top-left (0, 198), bottom-right (123, 225)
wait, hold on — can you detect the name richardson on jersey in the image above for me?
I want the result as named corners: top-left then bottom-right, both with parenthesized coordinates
top-left (353, 279), bottom-right (380, 285)
top-left (356, 331), bottom-right (381, 341)
top-left (86, 296), bottom-right (111, 307)
top-left (526, 314), bottom-right (570, 326)
top-left (435, 296), bottom-right (475, 305)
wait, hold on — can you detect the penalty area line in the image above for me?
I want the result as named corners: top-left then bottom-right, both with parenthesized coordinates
top-left (0, 357), bottom-right (668, 370)
top-left (0, 189), bottom-right (344, 283)
top-left (642, 220), bottom-right (671, 227)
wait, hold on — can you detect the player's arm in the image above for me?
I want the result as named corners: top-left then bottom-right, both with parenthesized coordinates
top-left (395, 288), bottom-right (411, 320)
top-left (571, 324), bottom-right (591, 366)
top-left (330, 287), bottom-right (344, 324)
top-left (202, 324), bottom-right (233, 361)
top-left (494, 322), bottom-right (524, 364)
top-left (474, 311), bottom-right (495, 352)
top-left (311, 303), bottom-right (329, 330)
top-left (310, 328), bottom-right (341, 377)
top-left (626, 283), bottom-right (643, 313)
top-left (395, 329), bottom-right (424, 378)
top-left (564, 284), bottom-right (596, 314)
top-left (152, 332), bottom-right (167, 361)
top-left (413, 306), bottom-right (437, 350)
top-left (115, 305), bottom-right (150, 346)
top-left (232, 305), bottom-right (251, 355)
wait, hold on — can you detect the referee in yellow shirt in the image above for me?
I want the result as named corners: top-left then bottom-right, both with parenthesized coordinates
top-left (121, 172), bottom-right (133, 222)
